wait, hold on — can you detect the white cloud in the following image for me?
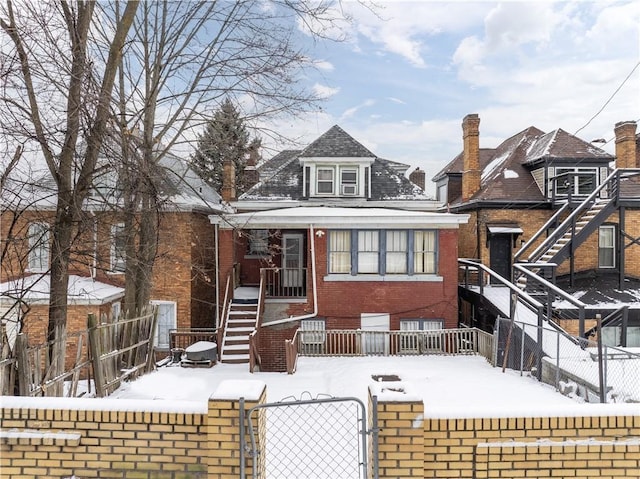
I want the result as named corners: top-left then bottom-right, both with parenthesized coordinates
top-left (313, 83), bottom-right (340, 99)
top-left (340, 99), bottom-right (375, 120)
top-left (314, 59), bottom-right (335, 71)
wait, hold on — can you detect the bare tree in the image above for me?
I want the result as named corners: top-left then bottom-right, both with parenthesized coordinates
top-left (101, 0), bottom-right (349, 314)
top-left (0, 0), bottom-right (139, 390)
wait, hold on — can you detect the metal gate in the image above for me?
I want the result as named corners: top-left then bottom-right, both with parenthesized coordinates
top-left (240, 394), bottom-right (378, 479)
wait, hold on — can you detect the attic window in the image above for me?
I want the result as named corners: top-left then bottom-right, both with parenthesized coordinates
top-left (317, 168), bottom-right (334, 194)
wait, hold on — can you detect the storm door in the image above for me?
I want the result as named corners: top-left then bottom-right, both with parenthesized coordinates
top-left (282, 233), bottom-right (304, 288)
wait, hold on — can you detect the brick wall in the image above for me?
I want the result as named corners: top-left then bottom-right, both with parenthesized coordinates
top-left (475, 439), bottom-right (640, 478)
top-left (420, 410), bottom-right (640, 478)
top-left (0, 398), bottom-right (208, 479)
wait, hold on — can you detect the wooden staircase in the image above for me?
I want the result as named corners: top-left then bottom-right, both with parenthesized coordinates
top-left (220, 288), bottom-right (259, 364)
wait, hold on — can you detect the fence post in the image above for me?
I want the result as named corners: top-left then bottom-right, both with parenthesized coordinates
top-left (145, 305), bottom-right (159, 374)
top-left (87, 313), bottom-right (105, 398)
top-left (15, 333), bottom-right (30, 396)
top-left (596, 314), bottom-right (605, 403)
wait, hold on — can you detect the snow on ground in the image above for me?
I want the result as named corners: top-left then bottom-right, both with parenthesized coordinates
top-left (109, 355), bottom-right (637, 418)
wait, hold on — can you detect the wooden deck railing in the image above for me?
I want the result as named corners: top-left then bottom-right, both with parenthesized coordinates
top-left (285, 327), bottom-right (494, 373)
top-left (169, 328), bottom-right (217, 351)
top-left (262, 267), bottom-right (308, 298)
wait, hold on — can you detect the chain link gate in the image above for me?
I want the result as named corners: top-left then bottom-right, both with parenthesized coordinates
top-left (240, 393), bottom-right (378, 479)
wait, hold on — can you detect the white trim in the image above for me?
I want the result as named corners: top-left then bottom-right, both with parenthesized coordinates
top-left (324, 274), bottom-right (443, 282)
top-left (488, 226), bottom-right (523, 234)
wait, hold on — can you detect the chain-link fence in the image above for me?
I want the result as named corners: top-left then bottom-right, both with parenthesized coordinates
top-left (242, 394), bottom-right (375, 479)
top-left (495, 317), bottom-right (640, 403)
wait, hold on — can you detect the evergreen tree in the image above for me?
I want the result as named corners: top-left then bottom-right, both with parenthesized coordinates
top-left (191, 99), bottom-right (250, 194)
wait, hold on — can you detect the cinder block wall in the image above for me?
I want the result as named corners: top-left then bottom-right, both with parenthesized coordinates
top-left (0, 397), bottom-right (208, 479)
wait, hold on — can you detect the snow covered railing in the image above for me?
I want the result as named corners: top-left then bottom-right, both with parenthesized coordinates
top-left (291, 328), bottom-right (493, 361)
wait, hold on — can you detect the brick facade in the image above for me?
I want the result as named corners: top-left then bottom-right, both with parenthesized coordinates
top-left (1, 209), bottom-right (217, 341)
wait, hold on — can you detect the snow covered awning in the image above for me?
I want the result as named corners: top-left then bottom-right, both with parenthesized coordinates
top-left (487, 224), bottom-right (523, 234)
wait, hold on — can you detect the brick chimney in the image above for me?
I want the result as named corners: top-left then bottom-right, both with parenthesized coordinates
top-left (614, 120), bottom-right (638, 169)
top-left (221, 158), bottom-right (236, 202)
top-left (409, 167), bottom-right (425, 191)
top-left (462, 113), bottom-right (481, 202)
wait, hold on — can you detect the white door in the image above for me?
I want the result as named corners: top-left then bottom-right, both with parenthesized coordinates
top-left (282, 234), bottom-right (304, 287)
top-left (361, 313), bottom-right (390, 355)
top-left (151, 301), bottom-right (177, 350)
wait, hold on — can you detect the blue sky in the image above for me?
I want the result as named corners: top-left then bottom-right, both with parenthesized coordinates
top-left (263, 0), bottom-right (639, 196)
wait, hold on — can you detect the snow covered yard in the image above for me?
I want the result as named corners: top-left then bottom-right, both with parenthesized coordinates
top-left (110, 355), bottom-right (586, 415)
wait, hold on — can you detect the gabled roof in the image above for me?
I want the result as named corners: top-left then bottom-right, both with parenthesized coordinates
top-left (434, 125), bottom-right (614, 204)
top-left (239, 125), bottom-right (430, 202)
top-left (299, 125), bottom-right (375, 158)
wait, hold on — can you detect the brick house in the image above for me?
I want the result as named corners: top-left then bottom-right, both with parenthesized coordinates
top-left (0, 153), bottom-right (225, 353)
top-left (211, 125), bottom-right (469, 371)
top-left (433, 114), bottom-right (640, 346)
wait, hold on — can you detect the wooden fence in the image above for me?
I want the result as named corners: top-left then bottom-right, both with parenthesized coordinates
top-left (0, 307), bottom-right (158, 398)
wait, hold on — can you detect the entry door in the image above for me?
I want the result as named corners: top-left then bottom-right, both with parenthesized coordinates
top-left (489, 234), bottom-right (512, 283)
top-left (361, 313), bottom-right (390, 355)
top-left (282, 234), bottom-right (304, 287)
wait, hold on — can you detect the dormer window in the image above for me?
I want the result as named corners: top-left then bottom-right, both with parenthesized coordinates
top-left (300, 156), bottom-right (374, 198)
top-left (341, 168), bottom-right (357, 195)
top-left (317, 168), bottom-right (335, 194)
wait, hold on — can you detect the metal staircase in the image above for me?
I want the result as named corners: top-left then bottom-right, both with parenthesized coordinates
top-left (514, 170), bottom-right (620, 290)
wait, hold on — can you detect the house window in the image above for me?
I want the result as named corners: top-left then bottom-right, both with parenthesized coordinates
top-left (599, 225), bottom-right (615, 268)
top-left (327, 229), bottom-right (438, 276)
top-left (357, 230), bottom-right (379, 273)
top-left (110, 223), bottom-right (126, 273)
top-left (414, 230), bottom-right (436, 274)
top-left (386, 231), bottom-right (407, 273)
top-left (328, 230), bottom-right (351, 273)
top-left (316, 168), bottom-right (334, 194)
top-left (152, 301), bottom-right (177, 350)
top-left (111, 302), bottom-right (121, 321)
top-left (27, 222), bottom-right (50, 272)
top-left (247, 229), bottom-right (269, 255)
top-left (340, 168), bottom-right (358, 195)
top-left (554, 167), bottom-right (597, 197)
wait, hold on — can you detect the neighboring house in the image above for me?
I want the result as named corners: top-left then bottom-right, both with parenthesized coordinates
top-left (211, 125), bottom-right (469, 371)
top-left (0, 152), bottom-right (226, 355)
top-left (434, 114), bottom-right (640, 346)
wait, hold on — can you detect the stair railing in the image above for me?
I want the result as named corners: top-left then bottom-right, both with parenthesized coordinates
top-left (523, 169), bottom-right (619, 264)
top-left (217, 273), bottom-right (232, 358)
top-left (513, 263), bottom-right (586, 338)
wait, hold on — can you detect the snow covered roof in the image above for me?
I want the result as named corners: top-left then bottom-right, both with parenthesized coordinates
top-left (211, 206), bottom-right (469, 229)
top-left (240, 125), bottom-right (431, 202)
top-left (433, 125), bottom-right (614, 204)
top-left (0, 274), bottom-right (124, 305)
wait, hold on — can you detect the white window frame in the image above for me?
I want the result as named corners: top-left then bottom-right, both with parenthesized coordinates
top-left (357, 230), bottom-right (379, 274)
top-left (110, 223), bottom-right (126, 273)
top-left (554, 167), bottom-right (598, 197)
top-left (385, 230), bottom-right (407, 274)
top-left (328, 230), bottom-right (352, 274)
top-left (316, 167), bottom-right (335, 195)
top-left (598, 225), bottom-right (615, 269)
top-left (151, 301), bottom-right (177, 350)
top-left (340, 167), bottom-right (358, 196)
top-left (247, 229), bottom-right (269, 256)
top-left (27, 222), bottom-right (50, 272)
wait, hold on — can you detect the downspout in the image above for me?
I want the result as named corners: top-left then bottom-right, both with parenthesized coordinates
top-left (214, 222), bottom-right (220, 329)
top-left (264, 223), bottom-right (319, 326)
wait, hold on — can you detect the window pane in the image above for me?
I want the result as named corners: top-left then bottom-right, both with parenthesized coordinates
top-left (317, 168), bottom-right (334, 194)
top-left (341, 169), bottom-right (357, 184)
top-left (599, 226), bottom-right (615, 268)
top-left (111, 224), bottom-right (126, 272)
top-left (386, 231), bottom-right (407, 273)
top-left (414, 231), bottom-right (436, 273)
top-left (248, 229), bottom-right (269, 254)
top-left (329, 230), bottom-right (351, 273)
top-left (28, 223), bottom-right (49, 272)
top-left (358, 231), bottom-right (379, 273)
